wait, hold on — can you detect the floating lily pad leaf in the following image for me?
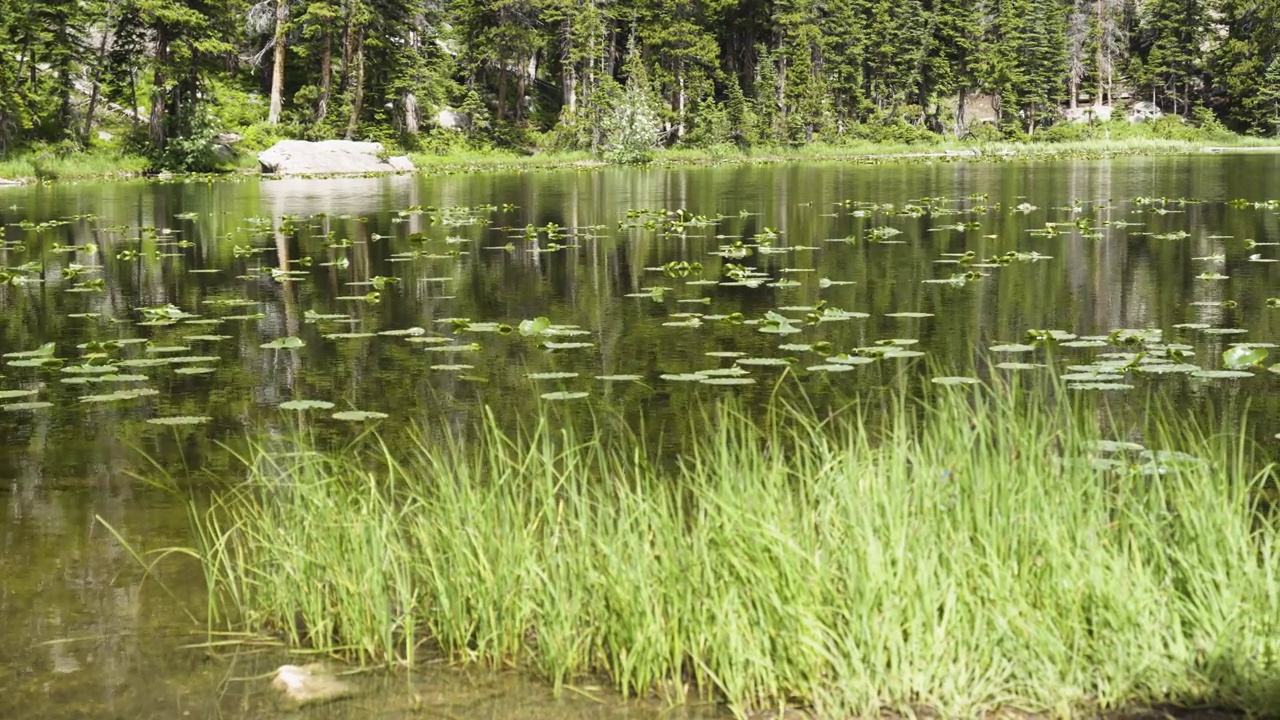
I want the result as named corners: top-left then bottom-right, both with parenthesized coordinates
top-left (699, 377), bottom-right (757, 385)
top-left (261, 336), bottom-right (306, 350)
top-left (146, 345), bottom-right (191, 354)
top-left (165, 356), bottom-right (220, 364)
top-left (280, 400), bottom-right (336, 411)
top-left (332, 410), bottom-right (389, 421)
top-left (1223, 345), bottom-right (1268, 369)
top-left (4, 342), bottom-right (57, 359)
top-left (597, 374), bottom-right (644, 381)
top-left (378, 327), bottom-right (426, 337)
top-left (1067, 382), bottom-right (1134, 390)
top-left (79, 388), bottom-right (160, 403)
top-left (431, 364), bottom-right (474, 371)
top-left (304, 311), bottom-right (351, 322)
top-left (932, 376), bottom-right (980, 385)
top-left (1060, 340), bottom-right (1109, 348)
top-left (527, 372), bottom-right (580, 380)
top-left (699, 368), bottom-right (750, 378)
top-left (1271, 364), bottom-right (1280, 375)
top-left (990, 344), bottom-right (1036, 353)
top-left (174, 367), bottom-right (216, 375)
top-left (545, 327), bottom-right (591, 337)
top-left (735, 358), bottom-right (793, 367)
top-left (777, 343), bottom-right (813, 352)
top-left (1136, 364), bottom-right (1200, 374)
top-left (540, 391), bottom-right (589, 400)
top-left (1191, 369), bottom-right (1254, 379)
top-left (995, 362), bottom-right (1044, 370)
top-left (885, 312), bottom-right (934, 318)
top-left (807, 364), bottom-right (855, 373)
top-left (518, 316), bottom-right (552, 336)
top-left (423, 344), bottom-right (480, 352)
top-left (117, 358), bottom-right (171, 368)
top-left (544, 342), bottom-right (594, 350)
top-left (61, 364), bottom-right (118, 375)
top-left (147, 416), bottom-right (211, 426)
top-left (1061, 372), bottom-right (1122, 382)
top-left (406, 336), bottom-right (450, 345)
top-left (1202, 328), bottom-right (1248, 335)
top-left (883, 350), bottom-right (925, 358)
top-left (1094, 440), bottom-right (1145, 453)
top-left (2, 401), bottom-right (53, 411)
top-left (1172, 322), bottom-right (1211, 330)
top-left (0, 389), bottom-right (37, 399)
top-left (185, 334), bottom-right (232, 342)
top-left (223, 313), bottom-right (267, 321)
top-left (68, 313), bottom-right (100, 319)
top-left (324, 332), bottom-right (377, 340)
top-left (705, 351), bottom-right (745, 358)
top-left (826, 354), bottom-right (876, 366)
top-left (660, 373), bottom-right (707, 382)
top-left (7, 358), bottom-right (61, 368)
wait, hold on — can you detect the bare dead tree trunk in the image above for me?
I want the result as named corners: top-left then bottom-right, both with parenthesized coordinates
top-left (267, 0), bottom-right (289, 124)
top-left (344, 29), bottom-right (364, 139)
top-left (83, 4), bottom-right (116, 143)
top-left (148, 30), bottom-right (170, 152)
top-left (316, 31), bottom-right (332, 121)
top-left (403, 92), bottom-right (419, 134)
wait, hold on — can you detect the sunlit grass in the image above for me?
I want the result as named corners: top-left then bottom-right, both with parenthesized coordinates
top-left (180, 383), bottom-right (1279, 716)
top-left (0, 149), bottom-right (149, 181)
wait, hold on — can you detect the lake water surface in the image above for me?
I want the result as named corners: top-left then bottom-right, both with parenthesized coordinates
top-left (2, 154), bottom-right (1279, 718)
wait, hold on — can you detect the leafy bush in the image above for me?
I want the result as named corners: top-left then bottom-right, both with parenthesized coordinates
top-left (602, 99), bottom-right (662, 164)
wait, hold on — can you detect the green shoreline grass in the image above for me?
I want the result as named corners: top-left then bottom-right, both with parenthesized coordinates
top-left (2, 136), bottom-right (1279, 184)
top-left (175, 383), bottom-right (1280, 718)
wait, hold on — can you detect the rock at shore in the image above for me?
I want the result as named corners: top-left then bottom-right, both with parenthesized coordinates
top-left (258, 140), bottom-right (415, 176)
top-left (0, 178), bottom-right (20, 187)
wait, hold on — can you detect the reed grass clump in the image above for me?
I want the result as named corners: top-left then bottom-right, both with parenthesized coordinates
top-left (187, 385), bottom-right (1280, 717)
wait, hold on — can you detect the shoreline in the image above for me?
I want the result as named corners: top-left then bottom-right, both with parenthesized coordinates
top-left (1, 138), bottom-right (1279, 186)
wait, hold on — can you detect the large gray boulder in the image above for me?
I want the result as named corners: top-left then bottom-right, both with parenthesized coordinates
top-left (258, 140), bottom-right (415, 175)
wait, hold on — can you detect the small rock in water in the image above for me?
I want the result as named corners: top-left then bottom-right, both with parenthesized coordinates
top-left (271, 663), bottom-right (355, 706)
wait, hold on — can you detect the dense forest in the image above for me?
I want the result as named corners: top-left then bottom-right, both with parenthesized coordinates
top-left (1, 0), bottom-right (1278, 169)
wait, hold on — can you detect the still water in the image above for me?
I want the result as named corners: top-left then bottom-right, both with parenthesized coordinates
top-left (1, 154), bottom-right (1278, 718)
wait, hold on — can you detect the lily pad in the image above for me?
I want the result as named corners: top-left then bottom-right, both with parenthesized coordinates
top-left (1191, 370), bottom-right (1254, 379)
top-left (597, 374), bottom-right (644, 382)
top-left (0, 389), bottom-right (39, 399)
top-left (147, 416), bottom-right (211, 426)
top-left (932, 376), bottom-right (980, 385)
top-left (261, 337), bottom-right (306, 350)
top-left (527, 372), bottom-right (580, 380)
top-left (989, 344), bottom-right (1036, 353)
top-left (173, 367), bottom-right (216, 376)
top-left (2, 401), bottom-right (53, 411)
top-left (540, 391), bottom-right (590, 400)
top-left (280, 400), bottom-right (336, 411)
top-left (331, 410), bottom-right (389, 421)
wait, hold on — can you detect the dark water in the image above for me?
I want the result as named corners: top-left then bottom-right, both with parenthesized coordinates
top-left (2, 154), bottom-right (1279, 718)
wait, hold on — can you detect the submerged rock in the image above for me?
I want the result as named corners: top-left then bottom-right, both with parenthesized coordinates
top-left (271, 663), bottom-right (356, 706)
top-left (258, 139), bottom-right (415, 176)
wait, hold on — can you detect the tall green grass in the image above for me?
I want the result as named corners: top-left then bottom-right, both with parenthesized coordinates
top-left (185, 385), bottom-right (1280, 717)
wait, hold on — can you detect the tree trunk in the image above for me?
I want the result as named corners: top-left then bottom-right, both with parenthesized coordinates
top-left (83, 13), bottom-right (114, 143)
top-left (344, 30), bottom-right (364, 139)
top-left (267, 0), bottom-right (289, 124)
top-left (563, 18), bottom-right (576, 113)
top-left (403, 92), bottom-right (419, 134)
top-left (497, 68), bottom-right (508, 122)
top-left (148, 30), bottom-right (170, 153)
top-left (316, 32), bottom-right (332, 121)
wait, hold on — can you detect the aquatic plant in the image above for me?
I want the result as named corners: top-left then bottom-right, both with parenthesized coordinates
top-left (181, 383), bottom-right (1280, 717)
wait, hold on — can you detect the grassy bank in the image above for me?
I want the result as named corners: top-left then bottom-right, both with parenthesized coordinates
top-left (178, 383), bottom-right (1280, 717)
top-left (2, 135), bottom-right (1279, 184)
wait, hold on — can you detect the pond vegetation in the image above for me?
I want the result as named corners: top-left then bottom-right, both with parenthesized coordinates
top-left (2, 156), bottom-right (1280, 717)
top-left (178, 382), bottom-right (1280, 717)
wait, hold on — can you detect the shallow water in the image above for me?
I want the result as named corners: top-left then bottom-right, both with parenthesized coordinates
top-left (1, 154), bottom-right (1279, 718)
